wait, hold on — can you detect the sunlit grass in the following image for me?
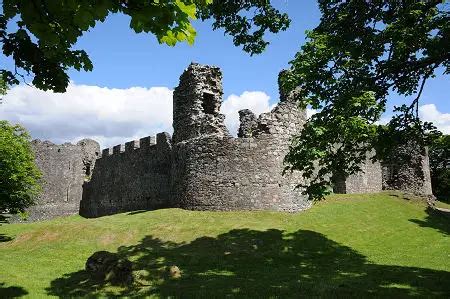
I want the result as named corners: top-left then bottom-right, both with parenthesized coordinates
top-left (0, 192), bottom-right (448, 298)
top-left (435, 200), bottom-right (450, 210)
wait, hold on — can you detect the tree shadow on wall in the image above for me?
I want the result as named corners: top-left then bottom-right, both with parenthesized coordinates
top-left (47, 229), bottom-right (450, 298)
top-left (409, 207), bottom-right (450, 236)
top-left (0, 283), bottom-right (28, 298)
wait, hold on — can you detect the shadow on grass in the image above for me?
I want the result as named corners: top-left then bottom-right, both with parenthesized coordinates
top-left (0, 214), bottom-right (9, 224)
top-left (0, 215), bottom-right (14, 243)
top-left (0, 234), bottom-right (13, 242)
top-left (47, 229), bottom-right (450, 298)
top-left (126, 210), bottom-right (148, 216)
top-left (0, 282), bottom-right (28, 298)
top-left (409, 207), bottom-right (450, 236)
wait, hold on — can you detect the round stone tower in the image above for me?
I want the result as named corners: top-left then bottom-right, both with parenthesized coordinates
top-left (172, 62), bottom-right (230, 143)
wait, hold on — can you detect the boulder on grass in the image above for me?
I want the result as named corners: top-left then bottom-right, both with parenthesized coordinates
top-left (85, 251), bottom-right (133, 285)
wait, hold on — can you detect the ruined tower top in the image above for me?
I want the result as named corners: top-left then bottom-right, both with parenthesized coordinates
top-left (172, 63), bottom-right (230, 143)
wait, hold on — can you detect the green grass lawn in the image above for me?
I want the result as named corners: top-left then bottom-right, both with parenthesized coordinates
top-left (436, 200), bottom-right (450, 210)
top-left (0, 192), bottom-right (449, 298)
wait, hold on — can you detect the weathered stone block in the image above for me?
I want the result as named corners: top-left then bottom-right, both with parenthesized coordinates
top-left (113, 144), bottom-right (124, 154)
top-left (139, 136), bottom-right (156, 148)
top-left (10, 139), bottom-right (100, 222)
top-left (125, 140), bottom-right (139, 152)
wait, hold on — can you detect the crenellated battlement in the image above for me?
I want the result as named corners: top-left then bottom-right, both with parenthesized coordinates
top-left (98, 133), bottom-right (171, 159)
top-left (138, 136), bottom-right (156, 148)
top-left (80, 132), bottom-right (172, 218)
top-left (125, 140), bottom-right (139, 152)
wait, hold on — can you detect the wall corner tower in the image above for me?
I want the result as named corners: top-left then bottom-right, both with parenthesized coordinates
top-left (172, 62), bottom-right (230, 143)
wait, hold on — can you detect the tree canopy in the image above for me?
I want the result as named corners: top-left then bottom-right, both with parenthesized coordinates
top-left (282, 0), bottom-right (449, 199)
top-left (0, 0), bottom-right (290, 92)
top-left (0, 120), bottom-right (41, 214)
top-left (429, 135), bottom-right (450, 200)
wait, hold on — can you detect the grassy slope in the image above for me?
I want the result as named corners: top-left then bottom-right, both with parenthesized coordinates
top-left (0, 193), bottom-right (449, 298)
top-left (436, 200), bottom-right (450, 210)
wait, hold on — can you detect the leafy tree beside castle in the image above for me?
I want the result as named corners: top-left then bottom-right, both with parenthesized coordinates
top-left (429, 135), bottom-right (450, 201)
top-left (0, 0), bottom-right (290, 92)
top-left (282, 0), bottom-right (449, 199)
top-left (0, 121), bottom-right (41, 214)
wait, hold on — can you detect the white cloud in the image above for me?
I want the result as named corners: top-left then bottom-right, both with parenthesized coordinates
top-left (375, 104), bottom-right (449, 133)
top-left (1, 84), bottom-right (277, 147)
top-left (2, 84), bottom-right (447, 150)
top-left (375, 116), bottom-right (391, 125)
top-left (0, 83), bottom-right (173, 148)
top-left (419, 104), bottom-right (450, 134)
top-left (221, 91), bottom-right (275, 135)
top-left (306, 108), bottom-right (317, 118)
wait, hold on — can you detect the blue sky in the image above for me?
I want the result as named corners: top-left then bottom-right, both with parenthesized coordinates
top-left (1, 0), bottom-right (448, 147)
top-left (68, 0), bottom-right (448, 111)
top-left (67, 1), bottom-right (318, 102)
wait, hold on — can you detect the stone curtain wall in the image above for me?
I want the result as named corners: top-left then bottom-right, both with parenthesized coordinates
top-left (11, 139), bottom-right (100, 222)
top-left (334, 151), bottom-right (383, 194)
top-left (382, 146), bottom-right (433, 195)
top-left (334, 146), bottom-right (432, 196)
top-left (79, 133), bottom-right (172, 218)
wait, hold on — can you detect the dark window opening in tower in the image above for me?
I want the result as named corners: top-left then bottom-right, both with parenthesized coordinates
top-left (85, 164), bottom-right (91, 176)
top-left (202, 92), bottom-right (215, 115)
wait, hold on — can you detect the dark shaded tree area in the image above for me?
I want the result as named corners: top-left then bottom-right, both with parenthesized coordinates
top-left (47, 228), bottom-right (450, 297)
top-left (410, 206), bottom-right (450, 235)
top-left (0, 282), bottom-right (28, 298)
top-left (429, 135), bottom-right (450, 201)
top-left (282, 0), bottom-right (449, 199)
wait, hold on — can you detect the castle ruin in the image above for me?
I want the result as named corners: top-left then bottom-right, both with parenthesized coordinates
top-left (21, 63), bottom-right (432, 221)
top-left (80, 63), bottom-right (310, 217)
top-left (14, 139), bottom-right (100, 221)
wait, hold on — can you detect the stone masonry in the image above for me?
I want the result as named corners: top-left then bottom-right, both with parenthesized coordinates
top-left (79, 133), bottom-right (172, 217)
top-left (11, 139), bottom-right (99, 221)
top-left (332, 150), bottom-right (383, 194)
top-left (80, 63), bottom-right (311, 217)
top-left (170, 64), bottom-right (309, 212)
top-left (382, 145), bottom-right (433, 195)
top-left (24, 63), bottom-right (433, 220)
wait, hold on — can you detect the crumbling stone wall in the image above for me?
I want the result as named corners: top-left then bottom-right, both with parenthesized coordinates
top-left (333, 145), bottom-right (432, 195)
top-left (382, 145), bottom-right (432, 195)
top-left (333, 151), bottom-right (383, 194)
top-left (79, 133), bottom-right (172, 218)
top-left (11, 139), bottom-right (100, 222)
top-left (238, 109), bottom-right (257, 138)
top-left (172, 63), bottom-right (230, 143)
top-left (171, 63), bottom-right (311, 212)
